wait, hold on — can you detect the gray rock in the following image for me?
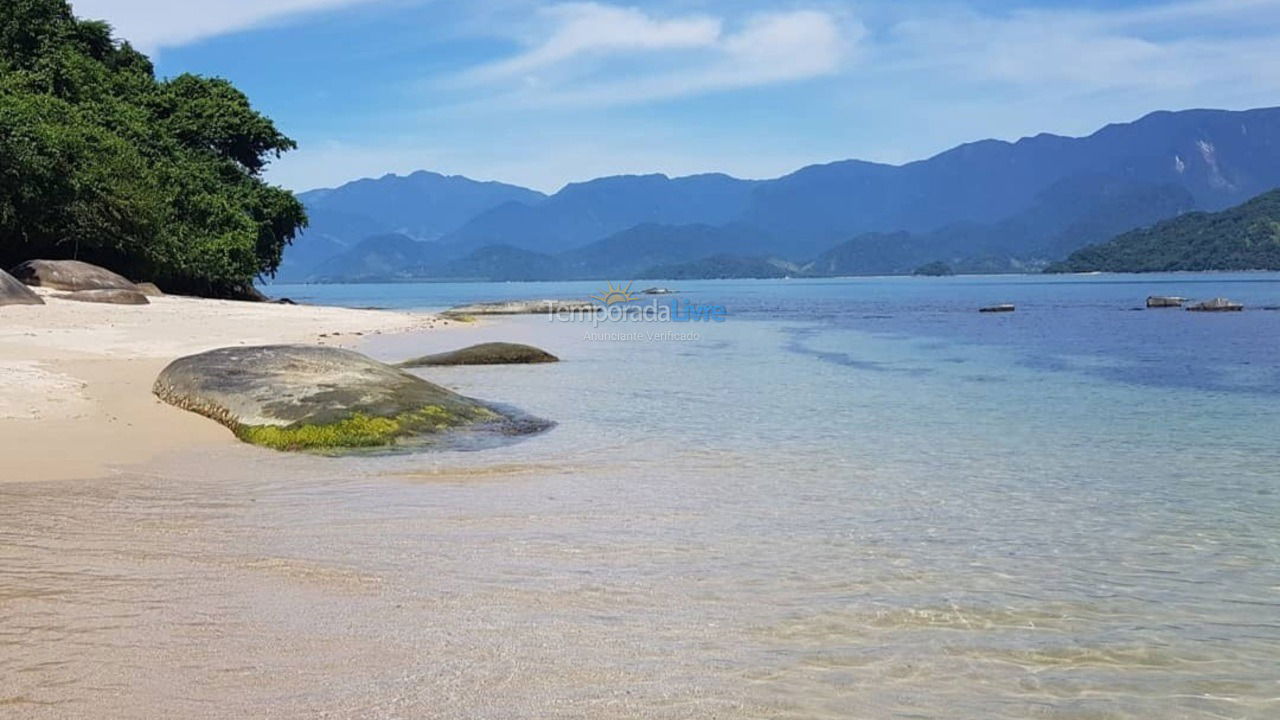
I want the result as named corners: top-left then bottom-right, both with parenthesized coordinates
top-left (641, 287), bottom-right (675, 295)
top-left (443, 299), bottom-right (595, 317)
top-left (979, 304), bottom-right (1016, 313)
top-left (399, 342), bottom-right (559, 368)
top-left (60, 288), bottom-right (150, 305)
top-left (0, 268), bottom-right (44, 306)
top-left (1186, 297), bottom-right (1244, 312)
top-left (136, 282), bottom-right (164, 297)
top-left (9, 259), bottom-right (139, 292)
top-left (153, 345), bottom-right (548, 451)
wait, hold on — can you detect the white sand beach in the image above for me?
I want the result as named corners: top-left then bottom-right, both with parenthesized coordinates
top-left (0, 289), bottom-right (446, 482)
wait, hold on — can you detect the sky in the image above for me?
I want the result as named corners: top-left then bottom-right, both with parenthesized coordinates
top-left (71, 0), bottom-right (1280, 193)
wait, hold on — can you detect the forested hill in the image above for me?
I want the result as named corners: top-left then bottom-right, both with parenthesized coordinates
top-left (0, 0), bottom-right (305, 297)
top-left (1046, 189), bottom-right (1280, 273)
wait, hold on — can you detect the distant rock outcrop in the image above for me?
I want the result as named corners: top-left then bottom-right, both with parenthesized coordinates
top-left (9, 259), bottom-right (139, 292)
top-left (0, 268), bottom-right (44, 306)
top-left (399, 342), bottom-right (559, 368)
top-left (442, 299), bottom-right (594, 316)
top-left (153, 345), bottom-right (550, 451)
top-left (1186, 298), bottom-right (1244, 312)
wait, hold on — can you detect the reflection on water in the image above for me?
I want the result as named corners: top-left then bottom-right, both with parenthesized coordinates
top-left (4, 276), bottom-right (1280, 718)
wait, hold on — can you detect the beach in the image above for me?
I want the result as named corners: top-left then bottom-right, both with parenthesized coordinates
top-left (0, 289), bottom-right (437, 482)
top-left (2, 275), bottom-right (1278, 718)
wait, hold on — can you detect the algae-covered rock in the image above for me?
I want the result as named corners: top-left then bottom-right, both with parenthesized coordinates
top-left (9, 259), bottom-right (139, 292)
top-left (61, 288), bottom-right (150, 305)
top-left (399, 342), bottom-right (559, 368)
top-left (0, 268), bottom-right (43, 306)
top-left (153, 345), bottom-right (546, 451)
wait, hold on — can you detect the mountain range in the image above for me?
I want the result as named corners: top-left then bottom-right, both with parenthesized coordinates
top-left (273, 106), bottom-right (1280, 283)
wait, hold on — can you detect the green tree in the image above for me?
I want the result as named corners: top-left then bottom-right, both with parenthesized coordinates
top-left (0, 0), bottom-right (305, 297)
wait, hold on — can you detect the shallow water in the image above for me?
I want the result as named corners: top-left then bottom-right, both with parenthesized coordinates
top-left (3, 274), bottom-right (1279, 718)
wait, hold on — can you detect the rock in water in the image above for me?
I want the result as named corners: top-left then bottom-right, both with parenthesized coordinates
top-left (9, 259), bottom-right (139, 291)
top-left (442, 299), bottom-right (595, 317)
top-left (1186, 297), bottom-right (1244, 312)
top-left (979, 304), bottom-right (1016, 313)
top-left (136, 282), bottom-right (164, 297)
top-left (153, 345), bottom-right (546, 451)
top-left (0, 268), bottom-right (44, 306)
top-left (61, 288), bottom-right (150, 305)
top-left (399, 342), bottom-right (559, 368)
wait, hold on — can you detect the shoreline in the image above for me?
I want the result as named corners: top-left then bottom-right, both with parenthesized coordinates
top-left (1, 289), bottom-right (454, 483)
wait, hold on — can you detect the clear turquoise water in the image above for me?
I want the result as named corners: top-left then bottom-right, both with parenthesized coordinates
top-left (4, 273), bottom-right (1277, 718)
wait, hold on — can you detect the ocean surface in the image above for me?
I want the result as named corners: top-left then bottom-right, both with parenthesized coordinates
top-left (3, 273), bottom-right (1279, 718)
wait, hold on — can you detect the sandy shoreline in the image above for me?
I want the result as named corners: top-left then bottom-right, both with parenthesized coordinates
top-left (1, 289), bottom-right (449, 482)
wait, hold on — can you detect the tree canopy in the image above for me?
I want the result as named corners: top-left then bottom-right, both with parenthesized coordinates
top-left (0, 0), bottom-right (305, 296)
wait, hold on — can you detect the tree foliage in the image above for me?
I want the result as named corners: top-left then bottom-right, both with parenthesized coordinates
top-left (1046, 190), bottom-right (1280, 273)
top-left (0, 0), bottom-right (305, 296)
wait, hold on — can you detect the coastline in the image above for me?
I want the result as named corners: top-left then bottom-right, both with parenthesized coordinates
top-left (1, 289), bottom-right (447, 482)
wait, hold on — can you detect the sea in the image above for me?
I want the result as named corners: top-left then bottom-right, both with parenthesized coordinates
top-left (2, 272), bottom-right (1278, 718)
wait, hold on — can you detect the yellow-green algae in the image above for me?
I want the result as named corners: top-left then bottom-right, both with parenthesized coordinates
top-left (234, 404), bottom-right (497, 451)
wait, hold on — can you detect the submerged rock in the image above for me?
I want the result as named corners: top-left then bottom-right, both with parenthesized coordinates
top-left (979, 304), bottom-right (1016, 313)
top-left (442, 299), bottom-right (595, 317)
top-left (399, 342), bottom-right (559, 368)
top-left (9, 259), bottom-right (139, 292)
top-left (641, 287), bottom-right (676, 295)
top-left (0, 268), bottom-right (44, 306)
top-left (1186, 297), bottom-right (1244, 312)
top-left (61, 288), bottom-right (150, 305)
top-left (153, 345), bottom-right (547, 452)
top-left (136, 282), bottom-right (164, 297)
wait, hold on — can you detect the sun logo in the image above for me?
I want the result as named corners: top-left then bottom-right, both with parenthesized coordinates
top-left (591, 281), bottom-right (638, 306)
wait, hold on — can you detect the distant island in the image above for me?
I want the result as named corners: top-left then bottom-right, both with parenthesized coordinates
top-left (913, 261), bottom-right (955, 277)
top-left (1046, 189), bottom-right (1280, 273)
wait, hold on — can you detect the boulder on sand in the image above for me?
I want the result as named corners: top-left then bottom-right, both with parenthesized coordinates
top-left (61, 288), bottom-right (150, 305)
top-left (399, 342), bottom-right (559, 368)
top-left (136, 282), bottom-right (164, 297)
top-left (153, 345), bottom-right (549, 452)
top-left (0, 268), bottom-right (44, 306)
top-left (9, 259), bottom-right (139, 292)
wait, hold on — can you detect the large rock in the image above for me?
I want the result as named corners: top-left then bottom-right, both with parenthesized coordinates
top-left (9, 259), bottom-right (138, 292)
top-left (136, 282), bottom-right (164, 297)
top-left (399, 342), bottom-right (559, 368)
top-left (0, 269), bottom-right (43, 306)
top-left (1186, 297), bottom-right (1244, 312)
top-left (60, 288), bottom-right (150, 305)
top-left (153, 345), bottom-right (548, 451)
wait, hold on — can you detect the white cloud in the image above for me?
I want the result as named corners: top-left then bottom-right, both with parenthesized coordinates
top-left (881, 0), bottom-right (1280, 95)
top-left (69, 0), bottom-right (381, 52)
top-left (469, 2), bottom-right (722, 81)
top-left (456, 4), bottom-right (856, 106)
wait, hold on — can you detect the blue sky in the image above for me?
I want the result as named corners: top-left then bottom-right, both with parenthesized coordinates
top-left (73, 0), bottom-right (1280, 193)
